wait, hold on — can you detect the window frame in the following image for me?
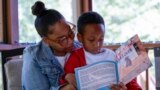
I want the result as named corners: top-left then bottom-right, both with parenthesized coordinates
top-left (2, 0), bottom-right (19, 44)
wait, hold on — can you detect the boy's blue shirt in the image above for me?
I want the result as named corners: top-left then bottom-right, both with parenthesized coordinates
top-left (22, 40), bottom-right (81, 90)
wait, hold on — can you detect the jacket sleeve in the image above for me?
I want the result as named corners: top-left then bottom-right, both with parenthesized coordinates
top-left (126, 78), bottom-right (142, 90)
top-left (59, 53), bottom-right (78, 84)
top-left (60, 50), bottom-right (84, 85)
top-left (22, 48), bottom-right (60, 90)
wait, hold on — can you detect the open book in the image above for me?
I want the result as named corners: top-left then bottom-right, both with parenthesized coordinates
top-left (75, 34), bottom-right (152, 90)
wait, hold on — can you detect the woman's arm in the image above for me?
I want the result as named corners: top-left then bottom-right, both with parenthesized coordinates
top-left (22, 48), bottom-right (59, 90)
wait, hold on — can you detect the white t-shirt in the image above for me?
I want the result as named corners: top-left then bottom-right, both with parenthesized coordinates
top-left (55, 53), bottom-right (70, 68)
top-left (84, 48), bottom-right (116, 65)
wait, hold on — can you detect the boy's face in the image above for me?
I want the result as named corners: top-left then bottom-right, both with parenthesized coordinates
top-left (78, 24), bottom-right (105, 54)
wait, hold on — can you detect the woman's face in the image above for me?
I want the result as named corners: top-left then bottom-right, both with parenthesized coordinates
top-left (78, 24), bottom-right (105, 54)
top-left (44, 19), bottom-right (75, 56)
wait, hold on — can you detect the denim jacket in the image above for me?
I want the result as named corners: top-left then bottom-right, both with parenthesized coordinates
top-left (22, 41), bottom-right (81, 90)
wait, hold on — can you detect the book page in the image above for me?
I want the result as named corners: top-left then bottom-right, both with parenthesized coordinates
top-left (115, 34), bottom-right (152, 84)
top-left (75, 61), bottom-right (118, 90)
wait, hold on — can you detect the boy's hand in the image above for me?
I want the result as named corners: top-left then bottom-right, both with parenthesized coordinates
top-left (110, 82), bottom-right (127, 90)
top-left (60, 84), bottom-right (76, 90)
top-left (65, 73), bottom-right (77, 88)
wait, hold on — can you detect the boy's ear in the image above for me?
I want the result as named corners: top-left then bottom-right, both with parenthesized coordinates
top-left (77, 33), bottom-right (82, 42)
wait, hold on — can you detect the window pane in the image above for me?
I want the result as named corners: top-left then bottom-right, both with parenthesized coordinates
top-left (92, 0), bottom-right (160, 44)
top-left (18, 0), bottom-right (73, 43)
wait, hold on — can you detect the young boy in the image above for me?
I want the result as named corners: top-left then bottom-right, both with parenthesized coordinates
top-left (62, 12), bottom-right (142, 90)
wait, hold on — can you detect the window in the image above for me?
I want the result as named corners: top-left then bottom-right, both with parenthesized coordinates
top-left (92, 0), bottom-right (160, 90)
top-left (18, 0), bottom-right (73, 43)
top-left (92, 0), bottom-right (160, 44)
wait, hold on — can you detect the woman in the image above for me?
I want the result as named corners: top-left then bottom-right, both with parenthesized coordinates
top-left (22, 1), bottom-right (80, 90)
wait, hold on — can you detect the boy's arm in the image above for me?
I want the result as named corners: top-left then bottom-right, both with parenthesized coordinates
top-left (59, 52), bottom-right (78, 84)
top-left (126, 78), bottom-right (142, 90)
top-left (63, 50), bottom-right (84, 88)
top-left (64, 52), bottom-right (81, 73)
top-left (59, 83), bottom-right (76, 90)
top-left (65, 73), bottom-right (77, 88)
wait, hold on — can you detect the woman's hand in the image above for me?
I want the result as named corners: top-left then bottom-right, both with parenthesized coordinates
top-left (110, 82), bottom-right (127, 90)
top-left (65, 73), bottom-right (77, 88)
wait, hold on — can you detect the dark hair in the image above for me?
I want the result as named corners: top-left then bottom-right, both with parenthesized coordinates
top-left (31, 1), bottom-right (64, 37)
top-left (77, 11), bottom-right (105, 34)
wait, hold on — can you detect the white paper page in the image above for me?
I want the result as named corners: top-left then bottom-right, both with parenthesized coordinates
top-left (115, 34), bottom-right (152, 84)
top-left (75, 61), bottom-right (118, 90)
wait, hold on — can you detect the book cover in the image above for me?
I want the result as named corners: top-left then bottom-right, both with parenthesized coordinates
top-left (75, 34), bottom-right (152, 90)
